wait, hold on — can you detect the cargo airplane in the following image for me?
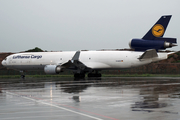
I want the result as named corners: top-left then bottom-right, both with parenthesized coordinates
top-left (1, 15), bottom-right (177, 78)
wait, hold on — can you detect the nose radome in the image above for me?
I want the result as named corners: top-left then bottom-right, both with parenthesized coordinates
top-left (1, 60), bottom-right (4, 66)
top-left (1, 60), bottom-right (6, 66)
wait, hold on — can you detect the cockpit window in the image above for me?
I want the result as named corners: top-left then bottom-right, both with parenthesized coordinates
top-left (4, 58), bottom-right (7, 61)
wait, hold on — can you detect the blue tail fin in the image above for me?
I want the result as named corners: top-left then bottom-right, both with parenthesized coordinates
top-left (142, 15), bottom-right (171, 40)
top-left (129, 15), bottom-right (177, 51)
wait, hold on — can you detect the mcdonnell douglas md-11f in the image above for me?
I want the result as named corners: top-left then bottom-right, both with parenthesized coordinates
top-left (1, 15), bottom-right (177, 78)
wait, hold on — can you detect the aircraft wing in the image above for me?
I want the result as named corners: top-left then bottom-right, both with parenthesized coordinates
top-left (138, 49), bottom-right (158, 60)
top-left (61, 51), bottom-right (89, 71)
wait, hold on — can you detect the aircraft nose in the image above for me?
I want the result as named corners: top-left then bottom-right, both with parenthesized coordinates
top-left (1, 60), bottom-right (6, 66)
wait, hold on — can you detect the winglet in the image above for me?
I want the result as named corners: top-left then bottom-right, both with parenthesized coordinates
top-left (138, 49), bottom-right (158, 60)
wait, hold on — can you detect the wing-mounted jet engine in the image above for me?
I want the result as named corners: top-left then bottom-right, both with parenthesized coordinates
top-left (129, 15), bottom-right (177, 51)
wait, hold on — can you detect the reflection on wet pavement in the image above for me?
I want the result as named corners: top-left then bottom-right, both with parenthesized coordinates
top-left (0, 77), bottom-right (180, 120)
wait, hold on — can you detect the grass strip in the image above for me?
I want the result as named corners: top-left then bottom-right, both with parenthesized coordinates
top-left (0, 74), bottom-right (180, 79)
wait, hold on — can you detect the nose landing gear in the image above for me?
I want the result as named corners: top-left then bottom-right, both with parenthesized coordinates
top-left (21, 75), bottom-right (25, 79)
top-left (20, 71), bottom-right (25, 79)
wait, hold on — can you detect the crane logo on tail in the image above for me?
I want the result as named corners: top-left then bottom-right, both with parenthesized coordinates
top-left (152, 24), bottom-right (164, 37)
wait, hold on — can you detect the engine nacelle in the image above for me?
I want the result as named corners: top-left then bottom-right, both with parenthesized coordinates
top-left (44, 65), bottom-right (62, 74)
top-left (129, 39), bottom-right (176, 51)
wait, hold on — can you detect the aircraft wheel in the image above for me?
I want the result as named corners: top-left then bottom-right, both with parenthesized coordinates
top-left (21, 75), bottom-right (25, 79)
top-left (88, 73), bottom-right (94, 77)
top-left (80, 73), bottom-right (85, 78)
top-left (97, 73), bottom-right (102, 77)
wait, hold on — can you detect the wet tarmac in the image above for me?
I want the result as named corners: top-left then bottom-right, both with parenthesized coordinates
top-left (0, 77), bottom-right (180, 120)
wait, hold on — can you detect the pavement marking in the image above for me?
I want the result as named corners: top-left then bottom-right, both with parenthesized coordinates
top-left (5, 91), bottom-right (103, 120)
top-left (0, 110), bottom-right (64, 115)
top-left (0, 114), bottom-right (77, 120)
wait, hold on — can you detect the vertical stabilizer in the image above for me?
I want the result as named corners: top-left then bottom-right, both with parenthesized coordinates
top-left (142, 15), bottom-right (171, 40)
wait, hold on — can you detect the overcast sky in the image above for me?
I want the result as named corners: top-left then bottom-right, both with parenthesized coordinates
top-left (0, 0), bottom-right (180, 52)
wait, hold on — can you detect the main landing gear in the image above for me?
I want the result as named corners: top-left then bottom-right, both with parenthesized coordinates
top-left (74, 71), bottom-right (102, 78)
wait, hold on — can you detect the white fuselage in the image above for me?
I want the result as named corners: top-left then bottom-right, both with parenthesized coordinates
top-left (2, 50), bottom-right (167, 72)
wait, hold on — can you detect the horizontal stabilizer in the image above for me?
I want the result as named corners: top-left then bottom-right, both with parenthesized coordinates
top-left (138, 49), bottom-right (158, 60)
top-left (154, 37), bottom-right (177, 43)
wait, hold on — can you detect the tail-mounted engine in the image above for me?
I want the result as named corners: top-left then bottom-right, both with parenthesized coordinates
top-left (129, 38), bottom-right (177, 51)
